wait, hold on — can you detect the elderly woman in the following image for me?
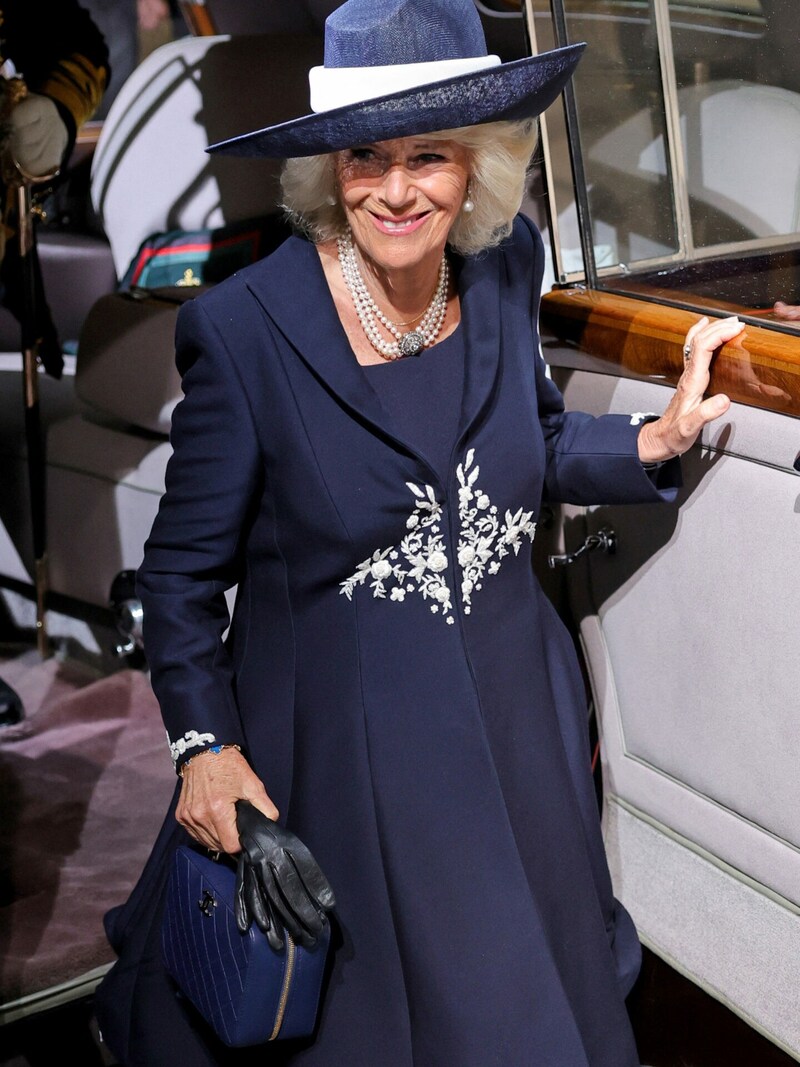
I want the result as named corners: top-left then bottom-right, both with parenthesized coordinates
top-left (94, 1), bottom-right (744, 1064)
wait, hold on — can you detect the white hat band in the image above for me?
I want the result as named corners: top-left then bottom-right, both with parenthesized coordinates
top-left (309, 55), bottom-right (501, 114)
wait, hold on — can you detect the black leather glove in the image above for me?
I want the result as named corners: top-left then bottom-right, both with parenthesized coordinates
top-left (234, 800), bottom-right (335, 951)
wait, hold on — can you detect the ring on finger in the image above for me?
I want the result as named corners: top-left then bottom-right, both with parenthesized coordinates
top-left (682, 342), bottom-right (693, 362)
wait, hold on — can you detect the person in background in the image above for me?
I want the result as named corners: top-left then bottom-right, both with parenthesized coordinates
top-left (0, 0), bottom-right (109, 726)
top-left (80, 0), bottom-right (184, 118)
top-left (773, 300), bottom-right (800, 321)
top-left (0, 0), bottom-right (109, 373)
top-left (71, 0), bottom-right (136, 118)
top-left (0, 0), bottom-right (109, 186)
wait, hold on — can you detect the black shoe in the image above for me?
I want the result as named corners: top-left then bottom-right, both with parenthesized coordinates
top-left (0, 677), bottom-right (23, 726)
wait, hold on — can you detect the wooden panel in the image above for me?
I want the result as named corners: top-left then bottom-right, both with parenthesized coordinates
top-left (540, 288), bottom-right (800, 420)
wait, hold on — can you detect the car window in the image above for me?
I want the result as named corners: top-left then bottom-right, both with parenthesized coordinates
top-left (529, 0), bottom-right (800, 331)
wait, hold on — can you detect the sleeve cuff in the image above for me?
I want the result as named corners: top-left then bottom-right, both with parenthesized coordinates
top-left (167, 728), bottom-right (218, 766)
top-left (641, 454), bottom-right (682, 499)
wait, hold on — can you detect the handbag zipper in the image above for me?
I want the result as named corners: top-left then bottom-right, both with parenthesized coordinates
top-left (269, 933), bottom-right (297, 1040)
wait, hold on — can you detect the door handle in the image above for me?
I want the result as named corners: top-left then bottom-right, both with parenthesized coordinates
top-left (547, 526), bottom-right (617, 568)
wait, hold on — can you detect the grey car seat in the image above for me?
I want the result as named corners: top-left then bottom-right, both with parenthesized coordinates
top-left (39, 31), bottom-right (321, 609)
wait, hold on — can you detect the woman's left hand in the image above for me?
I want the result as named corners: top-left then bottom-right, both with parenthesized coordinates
top-left (637, 314), bottom-right (745, 464)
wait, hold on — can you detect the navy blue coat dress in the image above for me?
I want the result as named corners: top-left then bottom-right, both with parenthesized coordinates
top-left (95, 215), bottom-right (677, 1066)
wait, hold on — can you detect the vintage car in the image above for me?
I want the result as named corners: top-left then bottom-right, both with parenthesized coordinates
top-left (0, 1), bottom-right (797, 1063)
top-left (527, 0), bottom-right (800, 1062)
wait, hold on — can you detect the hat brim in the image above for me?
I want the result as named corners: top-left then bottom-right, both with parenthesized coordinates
top-left (207, 42), bottom-right (586, 159)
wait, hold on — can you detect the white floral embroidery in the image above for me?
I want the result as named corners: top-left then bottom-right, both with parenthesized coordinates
top-left (339, 482), bottom-right (453, 617)
top-left (340, 451), bottom-right (537, 623)
top-left (629, 412), bottom-right (659, 426)
top-left (168, 728), bottom-right (216, 764)
top-left (456, 449), bottom-right (536, 614)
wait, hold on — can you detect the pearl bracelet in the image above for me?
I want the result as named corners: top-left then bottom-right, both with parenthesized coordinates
top-left (178, 743), bottom-right (242, 778)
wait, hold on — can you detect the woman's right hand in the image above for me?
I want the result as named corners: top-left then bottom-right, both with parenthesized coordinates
top-left (176, 746), bottom-right (279, 854)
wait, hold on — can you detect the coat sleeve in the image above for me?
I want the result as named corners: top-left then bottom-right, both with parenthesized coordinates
top-left (136, 298), bottom-right (262, 774)
top-left (3, 0), bottom-right (110, 147)
top-left (533, 353), bottom-right (681, 505)
top-left (514, 214), bottom-right (681, 505)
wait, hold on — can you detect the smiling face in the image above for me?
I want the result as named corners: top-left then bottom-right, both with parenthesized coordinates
top-left (333, 136), bottom-right (470, 282)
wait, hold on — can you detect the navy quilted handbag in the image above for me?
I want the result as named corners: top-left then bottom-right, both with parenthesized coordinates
top-left (161, 845), bottom-right (330, 1046)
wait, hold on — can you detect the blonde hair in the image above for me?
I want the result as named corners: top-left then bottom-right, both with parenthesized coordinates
top-left (279, 119), bottom-right (539, 256)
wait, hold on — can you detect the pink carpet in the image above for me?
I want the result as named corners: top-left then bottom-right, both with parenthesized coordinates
top-left (0, 663), bottom-right (175, 1008)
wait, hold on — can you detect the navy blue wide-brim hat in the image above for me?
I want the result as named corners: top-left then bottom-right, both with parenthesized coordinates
top-left (207, 0), bottom-right (585, 159)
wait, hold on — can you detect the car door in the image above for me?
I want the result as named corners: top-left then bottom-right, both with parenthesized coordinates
top-left (523, 0), bottom-right (800, 1057)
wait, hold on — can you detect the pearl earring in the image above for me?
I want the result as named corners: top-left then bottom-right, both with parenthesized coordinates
top-left (462, 186), bottom-right (474, 214)
top-left (326, 194), bottom-right (337, 206)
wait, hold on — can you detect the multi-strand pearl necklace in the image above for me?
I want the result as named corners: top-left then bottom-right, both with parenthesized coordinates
top-left (337, 226), bottom-right (449, 360)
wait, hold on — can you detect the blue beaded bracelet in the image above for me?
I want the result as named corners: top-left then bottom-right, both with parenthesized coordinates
top-left (178, 743), bottom-right (241, 777)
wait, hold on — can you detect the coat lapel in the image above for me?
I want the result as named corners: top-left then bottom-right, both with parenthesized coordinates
top-left (247, 234), bottom-right (503, 479)
top-left (247, 235), bottom-right (392, 437)
top-left (456, 245), bottom-right (502, 447)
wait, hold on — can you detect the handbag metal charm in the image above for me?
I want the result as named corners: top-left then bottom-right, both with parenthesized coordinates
top-left (198, 889), bottom-right (217, 917)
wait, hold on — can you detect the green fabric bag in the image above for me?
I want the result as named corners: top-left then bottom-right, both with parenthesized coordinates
top-left (118, 214), bottom-right (292, 290)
